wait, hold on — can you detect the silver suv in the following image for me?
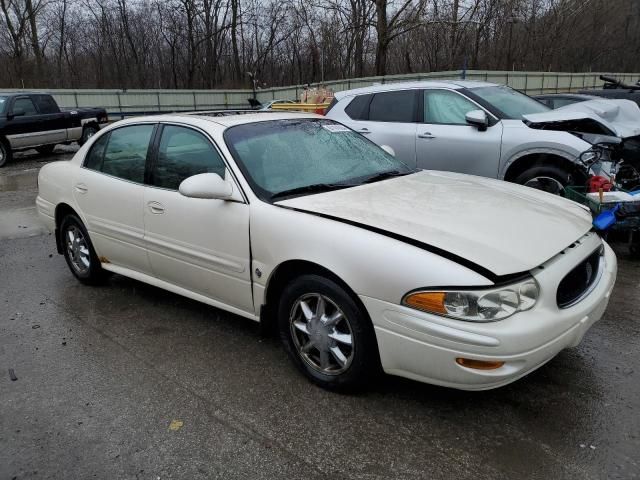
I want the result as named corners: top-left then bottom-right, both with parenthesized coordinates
top-left (326, 80), bottom-right (606, 192)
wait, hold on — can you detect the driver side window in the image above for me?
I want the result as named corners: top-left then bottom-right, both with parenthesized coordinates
top-left (13, 97), bottom-right (38, 116)
top-left (150, 125), bottom-right (226, 191)
top-left (423, 90), bottom-right (479, 125)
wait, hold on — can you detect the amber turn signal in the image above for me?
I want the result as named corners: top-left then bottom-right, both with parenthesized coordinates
top-left (403, 292), bottom-right (447, 314)
top-left (455, 358), bottom-right (505, 370)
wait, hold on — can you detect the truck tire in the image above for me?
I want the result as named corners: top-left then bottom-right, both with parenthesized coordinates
top-left (78, 125), bottom-right (98, 146)
top-left (0, 138), bottom-right (11, 168)
top-left (36, 145), bottom-right (56, 155)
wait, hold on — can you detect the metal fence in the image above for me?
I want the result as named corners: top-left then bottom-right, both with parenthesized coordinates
top-left (3, 70), bottom-right (638, 119)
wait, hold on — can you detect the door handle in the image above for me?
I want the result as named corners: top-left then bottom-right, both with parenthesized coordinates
top-left (147, 201), bottom-right (165, 214)
top-left (356, 128), bottom-right (371, 134)
top-left (417, 132), bottom-right (435, 139)
top-left (74, 183), bottom-right (88, 194)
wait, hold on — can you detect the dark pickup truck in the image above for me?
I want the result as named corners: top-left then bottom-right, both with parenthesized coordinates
top-left (0, 92), bottom-right (108, 167)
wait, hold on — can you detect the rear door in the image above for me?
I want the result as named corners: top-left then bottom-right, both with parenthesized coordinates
top-left (33, 95), bottom-right (67, 144)
top-left (73, 123), bottom-right (156, 274)
top-left (143, 123), bottom-right (253, 313)
top-left (340, 90), bottom-right (419, 168)
top-left (415, 89), bottom-right (503, 177)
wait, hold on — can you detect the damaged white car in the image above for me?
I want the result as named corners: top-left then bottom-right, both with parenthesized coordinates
top-left (37, 113), bottom-right (617, 391)
top-left (326, 81), bottom-right (640, 193)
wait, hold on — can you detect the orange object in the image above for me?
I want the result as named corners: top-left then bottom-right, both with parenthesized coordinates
top-left (403, 292), bottom-right (448, 314)
top-left (455, 358), bottom-right (505, 370)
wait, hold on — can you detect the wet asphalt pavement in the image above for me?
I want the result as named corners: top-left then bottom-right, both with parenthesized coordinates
top-left (1, 148), bottom-right (639, 480)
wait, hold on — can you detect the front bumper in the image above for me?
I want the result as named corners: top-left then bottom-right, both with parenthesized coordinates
top-left (361, 234), bottom-right (617, 390)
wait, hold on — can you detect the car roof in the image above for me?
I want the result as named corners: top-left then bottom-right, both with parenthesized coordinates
top-left (109, 111), bottom-right (323, 130)
top-left (333, 80), bottom-right (497, 99)
top-left (535, 93), bottom-right (598, 99)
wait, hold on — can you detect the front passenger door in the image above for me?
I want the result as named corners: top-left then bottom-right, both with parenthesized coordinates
top-left (143, 124), bottom-right (253, 314)
top-left (416, 89), bottom-right (503, 177)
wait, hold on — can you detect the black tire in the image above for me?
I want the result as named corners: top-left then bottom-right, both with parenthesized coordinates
top-left (78, 125), bottom-right (99, 146)
top-left (278, 274), bottom-right (380, 391)
top-left (0, 138), bottom-right (12, 168)
top-left (514, 165), bottom-right (575, 195)
top-left (36, 145), bottom-right (56, 155)
top-left (59, 214), bottom-right (109, 285)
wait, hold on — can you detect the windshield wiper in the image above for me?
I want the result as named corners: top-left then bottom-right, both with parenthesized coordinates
top-left (270, 182), bottom-right (355, 201)
top-left (361, 169), bottom-right (415, 184)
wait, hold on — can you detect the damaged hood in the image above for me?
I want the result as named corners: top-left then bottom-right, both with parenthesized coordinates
top-left (277, 171), bottom-right (593, 277)
top-left (524, 99), bottom-right (640, 138)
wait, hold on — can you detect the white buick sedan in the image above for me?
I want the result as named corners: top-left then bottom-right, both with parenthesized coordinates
top-left (36, 112), bottom-right (617, 391)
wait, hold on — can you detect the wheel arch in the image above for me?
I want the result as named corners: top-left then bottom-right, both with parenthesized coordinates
top-left (260, 259), bottom-right (369, 335)
top-left (503, 151), bottom-right (579, 183)
top-left (54, 203), bottom-right (81, 254)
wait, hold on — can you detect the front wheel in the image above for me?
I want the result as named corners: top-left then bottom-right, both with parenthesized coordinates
top-left (278, 274), bottom-right (380, 391)
top-left (78, 125), bottom-right (98, 146)
top-left (60, 214), bottom-right (109, 285)
top-left (0, 139), bottom-right (12, 167)
top-left (514, 165), bottom-right (575, 196)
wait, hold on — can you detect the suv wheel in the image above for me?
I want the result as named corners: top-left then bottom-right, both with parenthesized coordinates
top-left (515, 165), bottom-right (573, 195)
top-left (278, 274), bottom-right (379, 391)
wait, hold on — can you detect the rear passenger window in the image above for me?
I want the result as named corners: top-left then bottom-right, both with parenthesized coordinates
top-left (84, 134), bottom-right (110, 170)
top-left (34, 95), bottom-right (59, 114)
top-left (91, 125), bottom-right (154, 183)
top-left (368, 91), bottom-right (417, 123)
top-left (344, 94), bottom-right (372, 120)
top-left (150, 125), bottom-right (226, 190)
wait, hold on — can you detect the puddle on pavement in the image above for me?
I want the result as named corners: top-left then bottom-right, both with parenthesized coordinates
top-left (0, 170), bottom-right (39, 192)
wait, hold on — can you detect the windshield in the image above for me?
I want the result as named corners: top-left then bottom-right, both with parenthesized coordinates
top-left (224, 119), bottom-right (413, 201)
top-left (470, 85), bottom-right (550, 119)
top-left (0, 96), bottom-right (7, 113)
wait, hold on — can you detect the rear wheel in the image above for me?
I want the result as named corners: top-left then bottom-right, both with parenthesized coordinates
top-left (515, 165), bottom-right (574, 195)
top-left (0, 139), bottom-right (11, 167)
top-left (36, 145), bottom-right (56, 155)
top-left (278, 274), bottom-right (379, 391)
top-left (60, 214), bottom-right (108, 284)
top-left (78, 125), bottom-right (98, 146)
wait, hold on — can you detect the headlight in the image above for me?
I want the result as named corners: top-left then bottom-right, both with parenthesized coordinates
top-left (403, 277), bottom-right (539, 322)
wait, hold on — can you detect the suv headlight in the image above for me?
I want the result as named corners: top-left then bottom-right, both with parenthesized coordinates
top-left (402, 277), bottom-right (539, 322)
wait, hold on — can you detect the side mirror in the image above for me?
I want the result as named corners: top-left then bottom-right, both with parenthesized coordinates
top-left (465, 110), bottom-right (488, 131)
top-left (380, 145), bottom-right (396, 157)
top-left (179, 173), bottom-right (233, 200)
top-left (8, 109), bottom-right (25, 120)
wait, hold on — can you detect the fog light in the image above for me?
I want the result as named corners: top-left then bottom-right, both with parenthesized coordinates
top-left (455, 358), bottom-right (505, 370)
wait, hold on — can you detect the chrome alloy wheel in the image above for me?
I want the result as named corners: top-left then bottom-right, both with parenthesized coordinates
top-left (289, 293), bottom-right (354, 375)
top-left (524, 176), bottom-right (566, 195)
top-left (65, 225), bottom-right (91, 274)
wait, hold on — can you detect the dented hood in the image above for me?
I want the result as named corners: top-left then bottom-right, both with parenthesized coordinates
top-left (524, 99), bottom-right (640, 138)
top-left (277, 171), bottom-right (593, 278)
